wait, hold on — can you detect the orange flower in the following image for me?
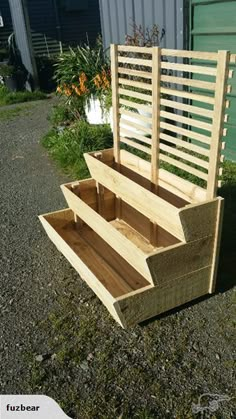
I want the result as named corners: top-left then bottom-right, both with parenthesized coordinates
top-left (74, 86), bottom-right (81, 95)
top-left (64, 88), bottom-right (72, 96)
top-left (56, 86), bottom-right (62, 93)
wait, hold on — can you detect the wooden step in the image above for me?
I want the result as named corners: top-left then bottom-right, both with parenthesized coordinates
top-left (39, 208), bottom-right (151, 327)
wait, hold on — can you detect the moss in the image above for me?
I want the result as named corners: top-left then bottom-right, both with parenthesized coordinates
top-left (0, 104), bottom-right (32, 120)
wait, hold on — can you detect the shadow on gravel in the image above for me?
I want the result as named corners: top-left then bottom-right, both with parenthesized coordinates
top-left (217, 183), bottom-right (236, 292)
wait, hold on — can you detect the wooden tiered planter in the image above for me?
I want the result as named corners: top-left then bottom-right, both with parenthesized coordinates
top-left (39, 45), bottom-right (234, 328)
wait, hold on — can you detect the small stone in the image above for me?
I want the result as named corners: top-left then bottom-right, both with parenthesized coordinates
top-left (51, 353), bottom-right (57, 360)
top-left (35, 355), bottom-right (44, 362)
top-left (80, 360), bottom-right (89, 371)
top-left (87, 353), bottom-right (93, 361)
top-left (192, 342), bottom-right (199, 351)
top-left (216, 353), bottom-right (221, 360)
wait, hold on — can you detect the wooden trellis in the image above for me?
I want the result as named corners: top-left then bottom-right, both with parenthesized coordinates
top-left (39, 45), bottom-right (234, 328)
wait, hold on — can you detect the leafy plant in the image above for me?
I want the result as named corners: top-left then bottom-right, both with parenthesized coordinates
top-left (54, 36), bottom-right (111, 114)
top-left (0, 64), bottom-right (15, 77)
top-left (49, 102), bottom-right (77, 127)
top-left (42, 121), bottom-right (113, 178)
top-left (0, 85), bottom-right (47, 106)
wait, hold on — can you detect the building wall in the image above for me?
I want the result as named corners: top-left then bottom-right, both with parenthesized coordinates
top-left (99, 0), bottom-right (185, 51)
top-left (190, 0), bottom-right (236, 161)
top-left (27, 0), bottom-right (101, 56)
top-left (0, 0), bottom-right (13, 48)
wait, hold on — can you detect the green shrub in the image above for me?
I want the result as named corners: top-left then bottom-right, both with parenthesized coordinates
top-left (49, 102), bottom-right (78, 127)
top-left (0, 86), bottom-right (47, 106)
top-left (42, 121), bottom-right (113, 178)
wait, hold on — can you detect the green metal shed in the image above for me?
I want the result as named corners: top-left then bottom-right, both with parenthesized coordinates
top-left (190, 0), bottom-right (236, 160)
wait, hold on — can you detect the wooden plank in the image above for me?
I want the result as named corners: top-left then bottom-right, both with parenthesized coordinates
top-left (81, 224), bottom-right (150, 292)
top-left (159, 132), bottom-right (210, 157)
top-left (120, 117), bottom-right (152, 135)
top-left (147, 236), bottom-right (214, 286)
top-left (119, 108), bottom-right (152, 123)
top-left (118, 87), bottom-right (152, 102)
top-left (160, 98), bottom-right (214, 119)
top-left (119, 127), bottom-right (152, 145)
top-left (119, 98), bottom-right (152, 112)
top-left (120, 137), bottom-right (151, 155)
top-left (118, 67), bottom-right (152, 79)
top-left (160, 87), bottom-right (215, 105)
top-left (161, 74), bottom-right (216, 91)
top-left (151, 46), bottom-right (161, 186)
top-left (159, 153), bottom-right (208, 181)
top-left (160, 109), bottom-right (212, 132)
top-left (84, 153), bottom-right (184, 241)
top-left (179, 199), bottom-right (219, 241)
top-left (118, 56), bottom-right (152, 67)
top-left (161, 61), bottom-right (217, 76)
top-left (39, 209), bottom-right (124, 327)
top-left (109, 219), bottom-right (156, 254)
top-left (114, 267), bottom-right (211, 327)
top-left (159, 143), bottom-right (209, 169)
top-left (118, 78), bottom-right (152, 91)
top-left (110, 44), bottom-right (120, 163)
top-left (119, 149), bottom-right (207, 203)
top-left (160, 121), bottom-right (211, 145)
top-left (61, 184), bottom-right (153, 283)
top-left (117, 45), bottom-right (153, 54)
top-left (207, 51), bottom-right (230, 199)
top-left (230, 54), bottom-right (236, 64)
top-left (162, 48), bottom-right (218, 61)
top-left (209, 198), bottom-right (224, 293)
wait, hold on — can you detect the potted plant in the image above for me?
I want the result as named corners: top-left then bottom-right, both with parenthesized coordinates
top-left (54, 36), bottom-right (111, 124)
top-left (0, 63), bottom-right (17, 91)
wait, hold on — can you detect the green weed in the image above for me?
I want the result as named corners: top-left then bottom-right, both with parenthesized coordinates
top-left (42, 121), bottom-right (113, 179)
top-left (0, 85), bottom-right (47, 106)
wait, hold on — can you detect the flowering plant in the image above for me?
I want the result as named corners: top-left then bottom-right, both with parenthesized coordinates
top-left (54, 37), bottom-right (111, 115)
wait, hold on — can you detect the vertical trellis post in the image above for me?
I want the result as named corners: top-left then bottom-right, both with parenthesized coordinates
top-left (206, 50), bottom-right (230, 199)
top-left (151, 46), bottom-right (161, 186)
top-left (110, 44), bottom-right (122, 218)
top-left (150, 47), bottom-right (161, 244)
top-left (110, 44), bottom-right (120, 164)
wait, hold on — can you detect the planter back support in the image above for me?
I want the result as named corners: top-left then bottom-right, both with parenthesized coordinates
top-left (39, 45), bottom-right (234, 328)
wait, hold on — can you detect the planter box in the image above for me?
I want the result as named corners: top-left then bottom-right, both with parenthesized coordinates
top-left (40, 168), bottom-right (221, 327)
top-left (39, 45), bottom-right (231, 327)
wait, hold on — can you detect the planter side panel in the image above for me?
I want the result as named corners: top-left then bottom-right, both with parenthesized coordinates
top-left (115, 267), bottom-right (211, 327)
top-left (147, 236), bottom-right (214, 287)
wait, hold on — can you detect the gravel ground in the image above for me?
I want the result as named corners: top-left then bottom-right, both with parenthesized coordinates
top-left (0, 98), bottom-right (69, 389)
top-left (0, 100), bottom-right (235, 418)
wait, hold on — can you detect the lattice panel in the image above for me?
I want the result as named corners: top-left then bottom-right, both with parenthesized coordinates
top-left (110, 45), bottom-right (234, 199)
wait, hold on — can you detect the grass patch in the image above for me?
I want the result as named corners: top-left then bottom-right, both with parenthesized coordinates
top-left (42, 121), bottom-right (113, 179)
top-left (0, 85), bottom-right (47, 106)
top-left (0, 104), bottom-right (32, 120)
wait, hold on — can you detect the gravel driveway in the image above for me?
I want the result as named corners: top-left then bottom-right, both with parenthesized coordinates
top-left (0, 99), bottom-right (235, 418)
top-left (0, 99), bottom-right (69, 390)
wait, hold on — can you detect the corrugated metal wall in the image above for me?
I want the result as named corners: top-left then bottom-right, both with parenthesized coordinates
top-left (0, 0), bottom-right (13, 47)
top-left (99, 0), bottom-right (185, 50)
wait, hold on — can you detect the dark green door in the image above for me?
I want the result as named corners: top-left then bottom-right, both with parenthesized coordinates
top-left (190, 0), bottom-right (236, 161)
